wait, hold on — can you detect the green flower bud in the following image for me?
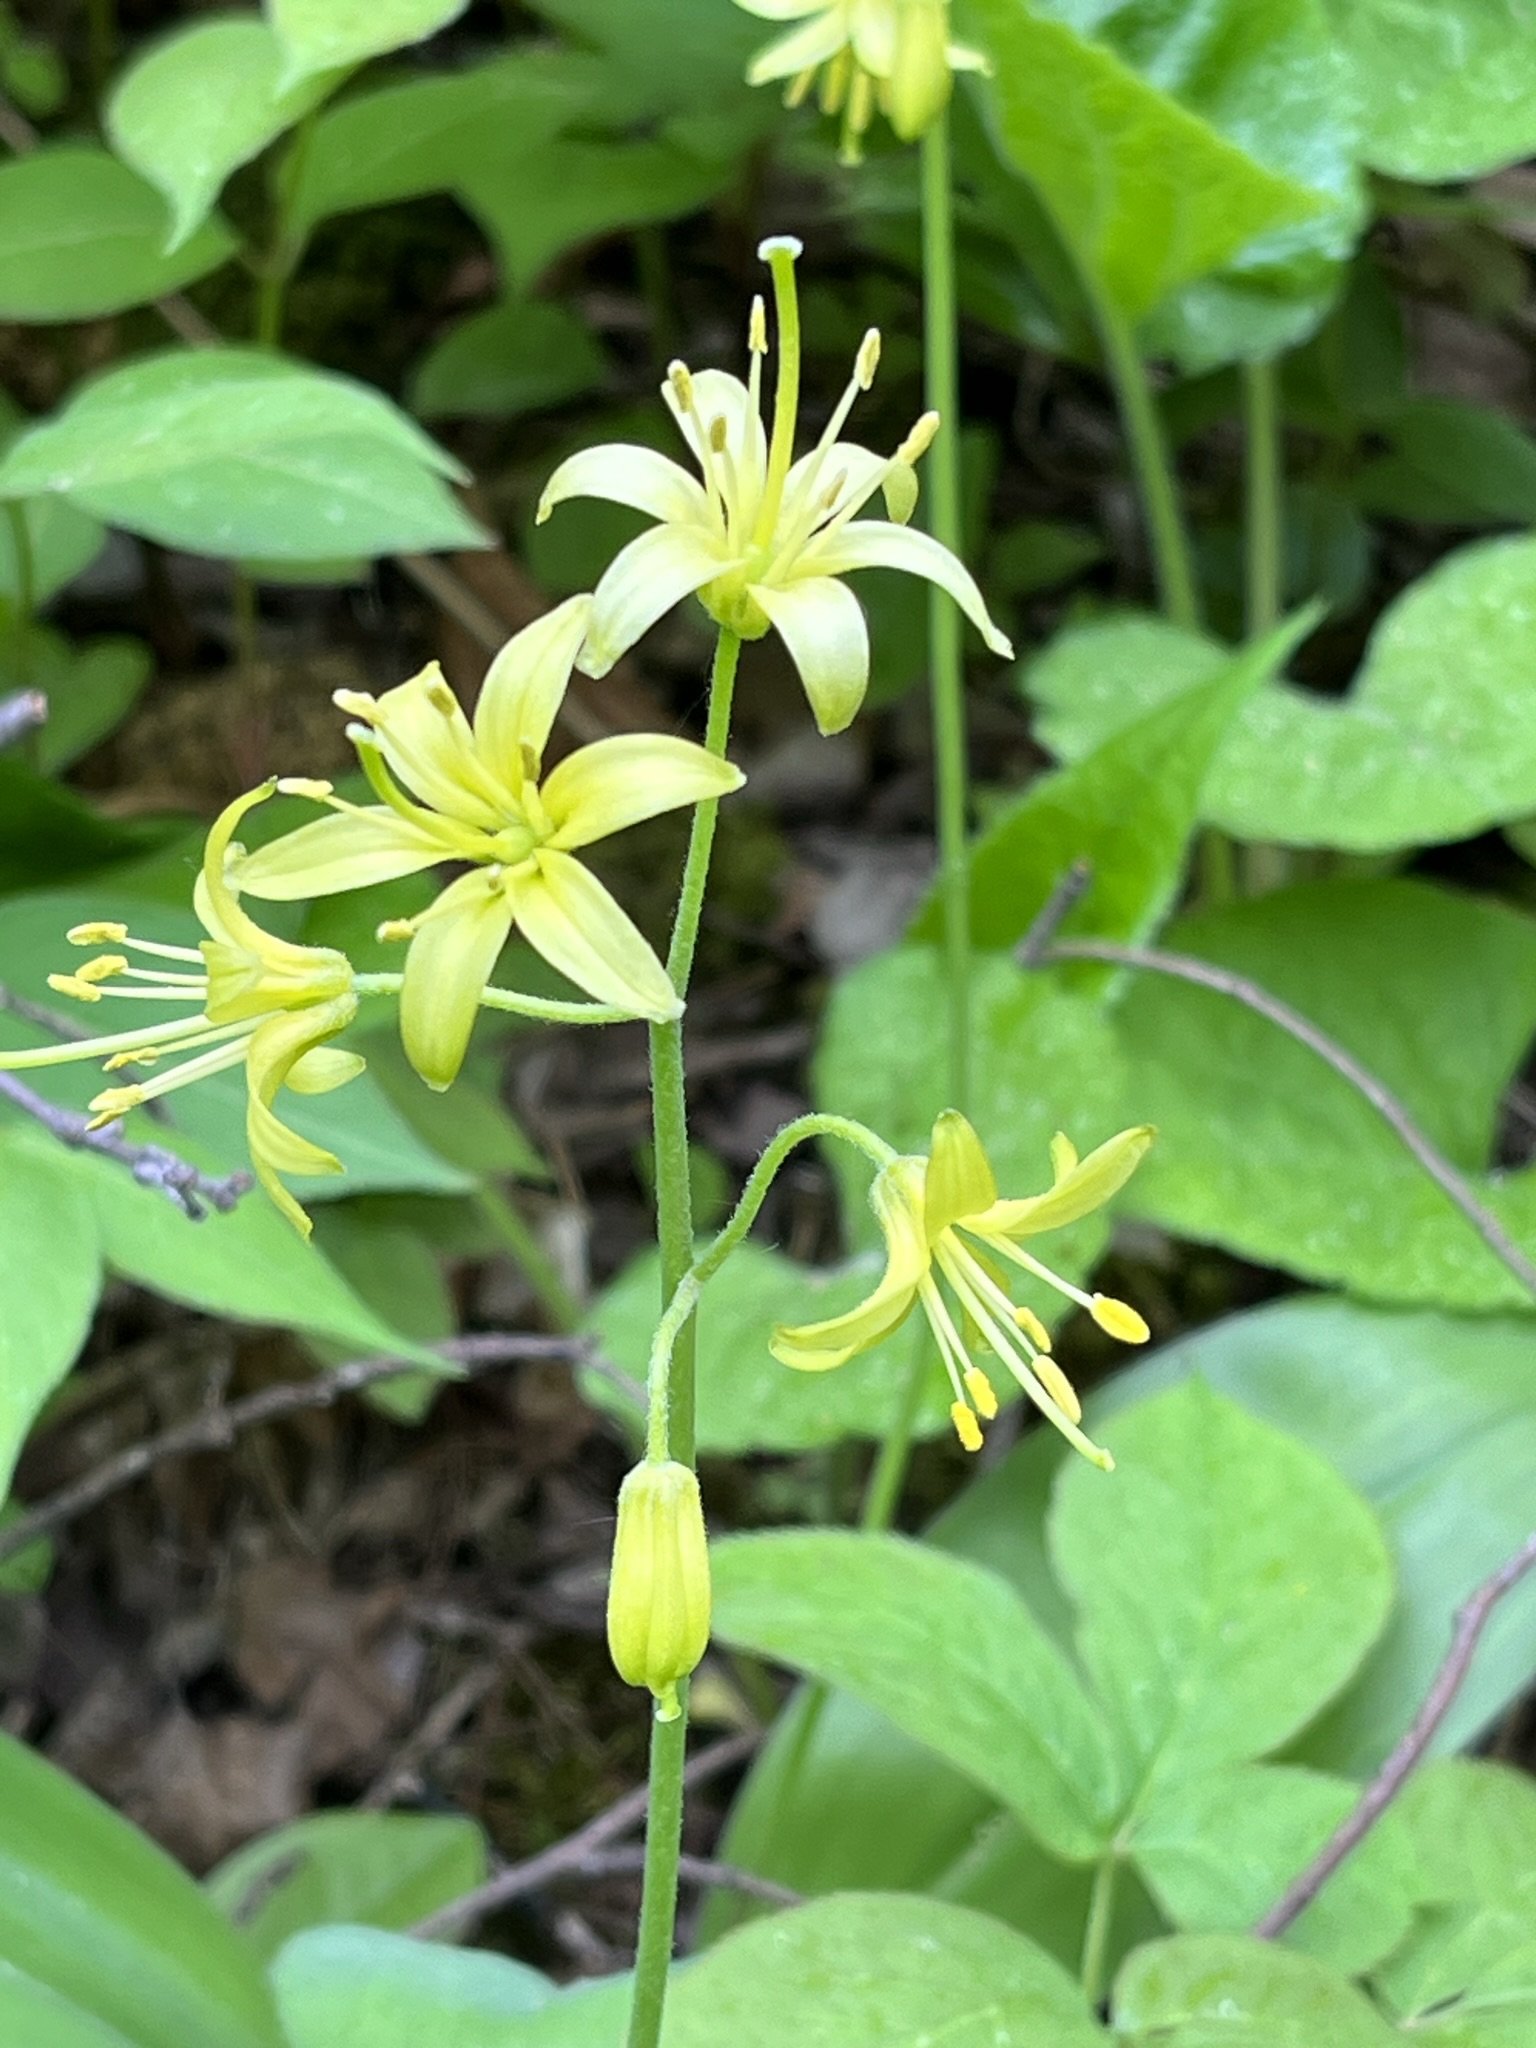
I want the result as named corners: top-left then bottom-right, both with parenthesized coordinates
top-left (889, 0), bottom-right (952, 142)
top-left (606, 1459), bottom-right (711, 1721)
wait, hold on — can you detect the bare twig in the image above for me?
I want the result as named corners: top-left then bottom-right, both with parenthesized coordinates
top-left (1016, 859), bottom-right (1094, 966)
top-left (576, 1846), bottom-right (801, 1908)
top-left (0, 1332), bottom-right (592, 1564)
top-left (360, 1661), bottom-right (504, 1811)
top-left (1024, 931), bottom-right (1536, 1303)
top-left (0, 691), bottom-right (47, 751)
top-left (0, 983), bottom-right (92, 1041)
top-left (412, 1729), bottom-right (761, 1940)
top-left (0, 1071), bottom-right (252, 1218)
top-left (1255, 1528), bottom-right (1536, 1939)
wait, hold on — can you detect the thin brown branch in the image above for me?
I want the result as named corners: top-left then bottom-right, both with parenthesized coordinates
top-left (0, 1071), bottom-right (252, 1218)
top-left (1026, 932), bottom-right (1536, 1303)
top-left (576, 1846), bottom-right (801, 1909)
top-left (411, 1729), bottom-right (761, 1939)
top-left (0, 690), bottom-right (47, 751)
top-left (0, 1332), bottom-right (592, 1564)
top-left (1255, 1528), bottom-right (1536, 1939)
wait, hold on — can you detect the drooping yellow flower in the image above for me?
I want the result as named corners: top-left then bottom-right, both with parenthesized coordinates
top-left (235, 596), bottom-right (744, 1090)
top-left (737, 0), bottom-right (988, 163)
top-left (0, 784), bottom-right (364, 1237)
top-left (607, 1459), bottom-right (712, 1722)
top-left (536, 236), bottom-right (1012, 737)
top-left (772, 1112), bottom-right (1154, 1465)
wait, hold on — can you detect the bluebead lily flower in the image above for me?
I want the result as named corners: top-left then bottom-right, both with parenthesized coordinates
top-left (536, 236), bottom-right (1012, 736)
top-left (0, 784), bottom-right (364, 1237)
top-left (772, 1111), bottom-right (1154, 1466)
top-left (737, 0), bottom-right (987, 162)
top-left (235, 596), bottom-right (745, 1091)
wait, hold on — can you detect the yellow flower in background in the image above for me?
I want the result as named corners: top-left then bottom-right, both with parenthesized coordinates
top-left (772, 1112), bottom-right (1154, 1465)
top-left (0, 785), bottom-right (364, 1237)
top-left (236, 596), bottom-right (745, 1090)
top-left (737, 0), bottom-right (988, 162)
top-left (537, 235), bottom-right (1012, 737)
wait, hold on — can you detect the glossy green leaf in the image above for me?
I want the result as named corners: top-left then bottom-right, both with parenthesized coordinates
top-left (411, 300), bottom-right (608, 420)
top-left (0, 147), bottom-right (235, 320)
top-left (0, 1128), bottom-right (101, 1500)
top-left (913, 610), bottom-right (1312, 953)
top-left (0, 349), bottom-right (486, 563)
top-left (968, 0), bottom-right (1327, 322)
top-left (208, 1813), bottom-right (486, 1965)
top-left (109, 17), bottom-right (341, 250)
top-left (267, 0), bottom-right (466, 85)
top-left (272, 1928), bottom-right (552, 2048)
top-left (0, 1732), bottom-right (283, 2048)
top-left (1130, 1764), bottom-right (1413, 1974)
top-left (1027, 537), bottom-right (1536, 851)
top-left (1355, 398), bottom-right (1536, 526)
top-left (1113, 879), bottom-right (1536, 1309)
top-left (1325, 0), bottom-right (1536, 181)
top-left (712, 1530), bottom-right (1118, 1860)
top-left (1112, 1933), bottom-right (1397, 2045)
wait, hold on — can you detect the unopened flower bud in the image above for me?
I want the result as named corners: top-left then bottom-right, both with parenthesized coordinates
top-left (889, 0), bottom-right (953, 140)
top-left (606, 1459), bottom-right (711, 1721)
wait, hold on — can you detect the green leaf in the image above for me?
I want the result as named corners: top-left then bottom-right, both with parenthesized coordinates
top-left (411, 299), bottom-right (608, 419)
top-left (711, 1530), bottom-right (1118, 1861)
top-left (0, 146), bottom-right (235, 321)
top-left (0, 1972), bottom-right (138, 2048)
top-left (308, 1211), bottom-right (455, 1421)
top-left (1325, 0), bottom-right (1536, 181)
top-left (13, 630), bottom-right (151, 772)
top-left (0, 1128), bottom-right (101, 1500)
top-left (1051, 1382), bottom-right (1394, 1793)
top-left (967, 0), bottom-right (1327, 321)
top-left (1113, 878), bottom-right (1536, 1309)
top-left (208, 1814), bottom-right (487, 1966)
top-left (913, 610), bottom-right (1313, 954)
top-left (355, 1027), bottom-right (545, 1181)
top-left (0, 349), bottom-right (487, 563)
top-left (0, 1731), bottom-right (283, 2048)
top-left (1355, 397), bottom-right (1536, 526)
top-left (0, 404), bottom-right (104, 607)
top-left (1111, 1932), bottom-right (1397, 2045)
top-left (526, 0), bottom-right (763, 115)
top-left (286, 50), bottom-right (592, 238)
top-left (0, 760), bottom-right (169, 891)
top-left (273, 1927), bottom-right (553, 2048)
top-left (266, 0), bottom-right (466, 86)
top-left (108, 17), bottom-right (342, 251)
top-left (1130, 1764), bottom-right (1413, 1975)
top-left (1027, 537), bottom-right (1536, 851)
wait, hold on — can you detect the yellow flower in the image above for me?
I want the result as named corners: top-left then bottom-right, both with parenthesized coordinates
top-left (606, 1459), bottom-right (712, 1722)
top-left (737, 0), bottom-right (988, 162)
top-left (772, 1111), bottom-right (1154, 1466)
top-left (537, 236), bottom-right (1012, 736)
top-left (235, 596), bottom-right (744, 1090)
top-left (0, 784), bottom-right (364, 1237)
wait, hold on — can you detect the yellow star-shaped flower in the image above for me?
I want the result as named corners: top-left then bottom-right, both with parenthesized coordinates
top-left (773, 1111), bottom-right (1154, 1465)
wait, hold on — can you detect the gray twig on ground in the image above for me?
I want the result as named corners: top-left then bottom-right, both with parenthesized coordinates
top-left (0, 690), bottom-right (47, 752)
top-left (0, 1071), bottom-right (252, 1218)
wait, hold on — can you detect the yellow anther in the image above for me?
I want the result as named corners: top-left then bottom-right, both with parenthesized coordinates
top-left (855, 328), bottom-right (881, 390)
top-left (898, 410), bottom-right (941, 466)
top-left (425, 677), bottom-right (459, 717)
top-left (277, 777), bottom-right (334, 800)
top-left (963, 1366), bottom-right (999, 1421)
top-left (74, 954), bottom-right (127, 985)
top-left (1013, 1304), bottom-right (1052, 1353)
top-left (48, 973), bottom-right (101, 1003)
top-left (333, 688), bottom-right (376, 720)
top-left (749, 295), bottom-right (768, 354)
top-left (821, 467), bottom-right (849, 511)
top-left (708, 413), bottom-right (729, 453)
top-left (950, 1400), bottom-right (983, 1453)
top-left (104, 1048), bottom-right (157, 1071)
top-left (1033, 1353), bottom-right (1083, 1425)
top-left (376, 918), bottom-right (416, 943)
top-left (67, 921), bottom-right (128, 946)
top-left (88, 1085), bottom-right (144, 1120)
top-left (1092, 1294), bottom-right (1151, 1344)
top-left (668, 360), bottom-right (695, 410)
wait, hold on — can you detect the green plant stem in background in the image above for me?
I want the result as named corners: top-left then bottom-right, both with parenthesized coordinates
top-left (474, 1185), bottom-right (581, 1333)
top-left (626, 624), bottom-right (741, 2048)
top-left (254, 111), bottom-right (318, 350)
top-left (1080, 1849), bottom-right (1120, 2007)
top-left (231, 567), bottom-right (259, 671)
top-left (859, 1320), bottom-right (932, 1531)
top-left (1243, 358), bottom-right (1283, 637)
top-left (85, 0), bottom-right (115, 102)
top-left (1079, 270), bottom-right (1200, 631)
top-left (4, 504), bottom-right (37, 695)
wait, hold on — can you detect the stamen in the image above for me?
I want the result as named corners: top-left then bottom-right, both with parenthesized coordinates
top-left (333, 688), bottom-right (378, 722)
top-left (49, 973), bottom-right (103, 1003)
top-left (669, 359), bottom-right (725, 510)
top-left (1032, 1353), bottom-right (1084, 1425)
top-left (74, 955), bottom-right (126, 985)
top-left (898, 411), bottom-right (941, 466)
top-left (67, 922), bottom-right (128, 945)
top-left (377, 919), bottom-right (416, 943)
top-left (749, 296), bottom-right (768, 356)
top-left (917, 1277), bottom-right (972, 1407)
top-left (784, 65), bottom-right (816, 110)
top-left (89, 1030), bottom-right (251, 1113)
top-left (1014, 1304), bottom-right (1052, 1352)
top-left (277, 777), bottom-right (334, 800)
top-left (855, 328), bottom-right (880, 390)
top-left (963, 1366), bottom-right (999, 1420)
top-left (950, 1401), bottom-right (983, 1453)
top-left (1091, 1295), bottom-right (1150, 1344)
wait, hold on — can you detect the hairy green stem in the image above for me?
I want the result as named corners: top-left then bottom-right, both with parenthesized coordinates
top-left (626, 626), bottom-right (741, 2048)
top-left (255, 111), bottom-right (317, 350)
top-left (1243, 358), bottom-right (1282, 637)
top-left (354, 973), bottom-right (629, 1028)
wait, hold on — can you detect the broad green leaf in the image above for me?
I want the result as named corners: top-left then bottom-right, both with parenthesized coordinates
top-left (0, 349), bottom-right (486, 563)
top-left (711, 1530), bottom-right (1118, 1860)
top-left (0, 398), bottom-right (104, 606)
top-left (309, 1212), bottom-right (455, 1421)
top-left (527, 0), bottom-right (763, 114)
top-left (354, 1027), bottom-right (545, 1181)
top-left (0, 1129), bottom-right (101, 1499)
top-left (1130, 1764), bottom-right (1413, 1974)
top-left (286, 51), bottom-right (592, 237)
top-left (968, 0), bottom-right (1326, 321)
top-left (1355, 398), bottom-right (1536, 526)
top-left (912, 610), bottom-right (1313, 954)
top-left (272, 1927), bottom-right (552, 2048)
top-left (411, 300), bottom-right (608, 419)
top-left (1113, 879), bottom-right (1536, 1308)
top-left (1052, 1384), bottom-right (1393, 1794)
top-left (267, 0), bottom-right (465, 86)
top-left (491, 1974), bottom-right (630, 2046)
top-left (208, 1813), bottom-right (487, 1965)
top-left (1027, 537), bottom-right (1536, 851)
top-left (0, 760), bottom-right (170, 891)
top-left (0, 1971), bottom-right (137, 2048)
top-left (0, 147), bottom-right (235, 321)
top-left (108, 17), bottom-right (341, 250)
top-left (1111, 1933), bottom-right (1397, 2045)
top-left (5, 629), bottom-right (151, 772)
top-left (1397, 1760), bottom-right (1536, 1902)
top-left (0, 1732), bottom-right (283, 2048)
top-left (1324, 0), bottom-right (1536, 181)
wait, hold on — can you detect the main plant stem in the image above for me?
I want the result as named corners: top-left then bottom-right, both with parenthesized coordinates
top-left (626, 626), bottom-right (741, 2048)
top-left (1243, 358), bottom-right (1282, 637)
top-left (1080, 1849), bottom-right (1120, 2007)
